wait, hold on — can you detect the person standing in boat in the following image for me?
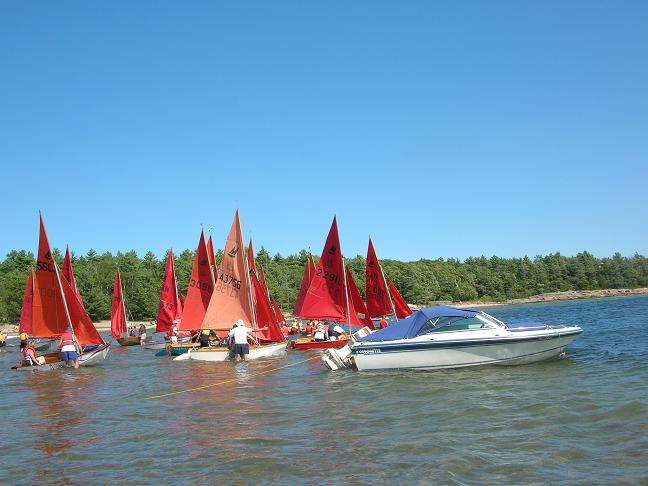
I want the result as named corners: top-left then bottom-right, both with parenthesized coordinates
top-left (59, 328), bottom-right (80, 369)
top-left (138, 322), bottom-right (147, 345)
top-left (378, 316), bottom-right (389, 329)
top-left (19, 330), bottom-right (29, 350)
top-left (228, 320), bottom-right (267, 362)
top-left (198, 329), bottom-right (211, 347)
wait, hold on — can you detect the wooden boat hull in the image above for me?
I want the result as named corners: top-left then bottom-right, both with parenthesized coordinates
top-left (181, 342), bottom-right (287, 362)
top-left (164, 342), bottom-right (201, 356)
top-left (117, 336), bottom-right (142, 346)
top-left (12, 343), bottom-right (110, 371)
top-left (291, 337), bottom-right (349, 350)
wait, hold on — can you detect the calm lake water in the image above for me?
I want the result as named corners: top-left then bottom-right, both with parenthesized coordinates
top-left (2, 296), bottom-right (647, 485)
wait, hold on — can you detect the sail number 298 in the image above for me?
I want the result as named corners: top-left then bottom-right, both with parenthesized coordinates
top-left (316, 268), bottom-right (341, 285)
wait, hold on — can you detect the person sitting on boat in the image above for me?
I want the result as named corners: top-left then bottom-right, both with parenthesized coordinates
top-left (330, 323), bottom-right (346, 339)
top-left (289, 323), bottom-right (299, 335)
top-left (305, 321), bottom-right (313, 336)
top-left (168, 321), bottom-right (179, 344)
top-left (378, 316), bottom-right (389, 329)
top-left (19, 330), bottom-right (29, 350)
top-left (59, 328), bottom-right (80, 369)
top-left (198, 329), bottom-right (211, 347)
top-left (0, 330), bottom-right (7, 347)
top-left (23, 343), bottom-right (42, 366)
top-left (313, 322), bottom-right (328, 342)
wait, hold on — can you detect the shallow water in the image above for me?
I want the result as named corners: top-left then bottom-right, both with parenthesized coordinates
top-left (2, 296), bottom-right (647, 484)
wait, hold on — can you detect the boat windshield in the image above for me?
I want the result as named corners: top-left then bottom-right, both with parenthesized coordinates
top-left (416, 314), bottom-right (500, 336)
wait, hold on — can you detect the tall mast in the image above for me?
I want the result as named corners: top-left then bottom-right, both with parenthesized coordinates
top-left (53, 257), bottom-right (74, 334)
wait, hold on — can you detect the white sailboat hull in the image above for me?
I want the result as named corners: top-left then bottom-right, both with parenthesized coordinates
top-left (12, 343), bottom-right (110, 371)
top-left (183, 342), bottom-right (287, 362)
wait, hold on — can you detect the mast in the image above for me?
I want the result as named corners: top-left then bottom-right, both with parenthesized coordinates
top-left (120, 271), bottom-right (129, 336)
top-left (241, 214), bottom-right (257, 328)
top-left (53, 256), bottom-right (74, 336)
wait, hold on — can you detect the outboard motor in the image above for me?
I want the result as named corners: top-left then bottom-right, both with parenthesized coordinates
top-left (322, 326), bottom-right (373, 371)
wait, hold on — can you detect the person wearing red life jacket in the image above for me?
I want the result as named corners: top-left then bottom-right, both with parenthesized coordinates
top-left (378, 316), bottom-right (389, 329)
top-left (167, 321), bottom-right (179, 344)
top-left (59, 328), bottom-right (80, 368)
top-left (23, 343), bottom-right (41, 367)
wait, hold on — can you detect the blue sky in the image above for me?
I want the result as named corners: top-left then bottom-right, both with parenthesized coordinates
top-left (1, 1), bottom-right (646, 262)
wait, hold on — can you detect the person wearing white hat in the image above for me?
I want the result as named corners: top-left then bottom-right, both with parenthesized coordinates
top-left (228, 320), bottom-right (267, 361)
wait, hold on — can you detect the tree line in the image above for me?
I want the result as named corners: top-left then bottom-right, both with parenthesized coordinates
top-left (0, 247), bottom-right (646, 323)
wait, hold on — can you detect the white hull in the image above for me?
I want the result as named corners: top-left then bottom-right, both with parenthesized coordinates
top-left (352, 333), bottom-right (580, 371)
top-left (12, 344), bottom-right (110, 371)
top-left (182, 342), bottom-right (287, 362)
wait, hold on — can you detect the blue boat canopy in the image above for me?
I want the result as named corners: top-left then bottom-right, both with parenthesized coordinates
top-left (357, 306), bottom-right (479, 342)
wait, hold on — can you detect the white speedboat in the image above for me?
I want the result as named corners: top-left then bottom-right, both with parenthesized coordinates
top-left (322, 306), bottom-right (582, 371)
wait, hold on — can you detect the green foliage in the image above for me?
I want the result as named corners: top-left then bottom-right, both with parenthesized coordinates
top-left (1, 247), bottom-right (646, 323)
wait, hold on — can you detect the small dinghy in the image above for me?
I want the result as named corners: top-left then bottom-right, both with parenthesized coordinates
top-left (11, 214), bottom-right (110, 371)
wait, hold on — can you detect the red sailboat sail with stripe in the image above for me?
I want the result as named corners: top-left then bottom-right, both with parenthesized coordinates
top-left (207, 234), bottom-right (217, 286)
top-left (111, 272), bottom-right (128, 340)
top-left (178, 231), bottom-right (214, 331)
top-left (202, 211), bottom-right (254, 334)
top-left (388, 279), bottom-right (412, 319)
top-left (19, 271), bottom-right (34, 335)
top-left (156, 249), bottom-right (183, 333)
top-left (247, 239), bottom-right (257, 276)
top-left (61, 246), bottom-right (83, 306)
top-left (272, 298), bottom-right (285, 324)
top-left (345, 268), bottom-right (375, 329)
top-left (299, 217), bottom-right (347, 321)
top-left (32, 215), bottom-right (104, 345)
top-left (292, 253), bottom-right (317, 317)
top-left (365, 238), bottom-right (393, 318)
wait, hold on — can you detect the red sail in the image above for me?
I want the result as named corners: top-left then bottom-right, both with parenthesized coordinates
top-left (61, 246), bottom-right (83, 303)
top-left (259, 266), bottom-right (270, 299)
top-left (19, 271), bottom-right (34, 334)
top-left (111, 272), bottom-right (128, 340)
top-left (202, 210), bottom-right (254, 333)
top-left (272, 298), bottom-right (285, 324)
top-left (207, 234), bottom-right (217, 285)
top-left (250, 270), bottom-right (285, 342)
top-left (299, 217), bottom-right (347, 321)
top-left (366, 238), bottom-right (393, 318)
top-left (178, 231), bottom-right (214, 331)
top-left (345, 267), bottom-right (375, 329)
top-left (156, 249), bottom-right (183, 332)
top-left (32, 214), bottom-right (69, 338)
top-left (61, 273), bottom-right (104, 345)
top-left (247, 239), bottom-right (257, 276)
top-left (292, 253), bottom-right (317, 316)
top-left (388, 279), bottom-right (412, 318)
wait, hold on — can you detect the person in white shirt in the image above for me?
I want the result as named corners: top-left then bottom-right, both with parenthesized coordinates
top-left (331, 323), bottom-right (346, 339)
top-left (228, 319), bottom-right (267, 361)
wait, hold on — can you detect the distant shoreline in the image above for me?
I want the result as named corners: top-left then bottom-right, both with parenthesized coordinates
top-left (421, 287), bottom-right (648, 310)
top-left (2, 288), bottom-right (647, 334)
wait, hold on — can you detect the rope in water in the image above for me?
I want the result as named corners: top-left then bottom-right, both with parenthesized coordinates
top-left (143, 355), bottom-right (322, 400)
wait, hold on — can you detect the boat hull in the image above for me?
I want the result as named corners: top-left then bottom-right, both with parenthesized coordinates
top-left (352, 331), bottom-right (581, 371)
top-left (12, 343), bottom-right (110, 371)
top-left (117, 336), bottom-right (142, 346)
top-left (291, 337), bottom-right (349, 350)
top-left (185, 342), bottom-right (287, 362)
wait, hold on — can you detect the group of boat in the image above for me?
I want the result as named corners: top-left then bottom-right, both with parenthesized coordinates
top-left (10, 212), bottom-right (583, 372)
